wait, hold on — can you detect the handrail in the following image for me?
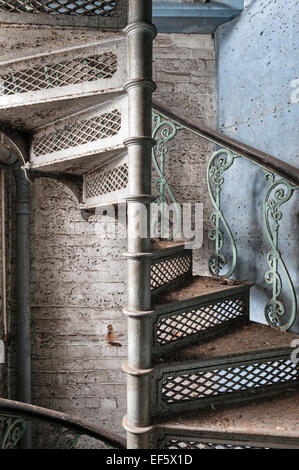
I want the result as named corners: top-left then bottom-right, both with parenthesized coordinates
top-left (0, 398), bottom-right (126, 449)
top-left (152, 100), bottom-right (299, 186)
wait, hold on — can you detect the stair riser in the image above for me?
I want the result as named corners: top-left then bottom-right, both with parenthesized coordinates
top-left (26, 95), bottom-right (128, 174)
top-left (152, 286), bottom-right (250, 357)
top-left (151, 349), bottom-right (298, 415)
top-left (0, 40), bottom-right (127, 111)
top-left (154, 429), bottom-right (299, 449)
top-left (82, 152), bottom-right (128, 208)
top-left (0, 0), bottom-right (128, 29)
top-left (151, 251), bottom-right (193, 297)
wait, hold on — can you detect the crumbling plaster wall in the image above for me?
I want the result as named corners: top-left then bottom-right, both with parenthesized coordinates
top-left (215, 0), bottom-right (298, 332)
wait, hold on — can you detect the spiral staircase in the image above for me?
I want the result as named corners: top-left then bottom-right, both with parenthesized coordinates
top-left (0, 0), bottom-right (298, 450)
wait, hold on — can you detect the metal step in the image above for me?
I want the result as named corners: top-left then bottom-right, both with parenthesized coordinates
top-left (0, 37), bottom-right (127, 130)
top-left (123, 240), bottom-right (193, 297)
top-left (151, 240), bottom-right (193, 297)
top-left (150, 322), bottom-right (299, 416)
top-left (80, 152), bottom-right (128, 209)
top-left (25, 94), bottom-right (128, 174)
top-left (151, 276), bottom-right (251, 358)
top-left (153, 390), bottom-right (299, 449)
top-left (0, 0), bottom-right (128, 30)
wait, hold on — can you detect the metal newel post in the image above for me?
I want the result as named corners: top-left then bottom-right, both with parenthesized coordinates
top-left (123, 0), bottom-right (156, 449)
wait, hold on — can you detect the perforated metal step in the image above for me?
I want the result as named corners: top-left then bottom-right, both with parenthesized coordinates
top-left (154, 390), bottom-right (299, 449)
top-left (81, 152), bottom-right (128, 208)
top-left (150, 322), bottom-right (299, 416)
top-left (125, 241), bottom-right (193, 297)
top-left (150, 242), bottom-right (193, 297)
top-left (0, 37), bottom-right (127, 130)
top-left (25, 94), bottom-right (128, 174)
top-left (151, 276), bottom-right (251, 357)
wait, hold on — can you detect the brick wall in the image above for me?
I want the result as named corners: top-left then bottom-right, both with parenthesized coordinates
top-left (0, 33), bottom-right (215, 441)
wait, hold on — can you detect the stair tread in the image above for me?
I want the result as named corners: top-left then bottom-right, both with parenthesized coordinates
top-left (155, 390), bottom-right (299, 438)
top-left (154, 322), bottom-right (298, 365)
top-left (0, 31), bottom-right (124, 63)
top-left (153, 275), bottom-right (250, 307)
top-left (1, 92), bottom-right (124, 131)
top-left (151, 239), bottom-right (186, 251)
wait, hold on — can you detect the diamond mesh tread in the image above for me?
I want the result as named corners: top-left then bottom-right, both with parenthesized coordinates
top-left (155, 390), bottom-right (299, 439)
top-left (33, 108), bottom-right (121, 156)
top-left (151, 253), bottom-right (192, 292)
top-left (160, 357), bottom-right (297, 405)
top-left (0, 1), bottom-right (117, 16)
top-left (160, 439), bottom-right (263, 449)
top-left (85, 161), bottom-right (128, 198)
top-left (154, 295), bottom-right (247, 347)
top-left (0, 52), bottom-right (117, 96)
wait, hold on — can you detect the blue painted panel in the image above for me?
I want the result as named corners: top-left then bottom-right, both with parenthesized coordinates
top-left (153, 1), bottom-right (244, 33)
top-left (215, 0), bottom-right (299, 332)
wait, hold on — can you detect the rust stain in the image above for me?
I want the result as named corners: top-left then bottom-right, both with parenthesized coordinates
top-left (106, 324), bottom-right (122, 347)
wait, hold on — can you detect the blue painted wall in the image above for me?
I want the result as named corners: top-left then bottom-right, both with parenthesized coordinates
top-left (215, 0), bottom-right (299, 332)
top-left (153, 1), bottom-right (244, 33)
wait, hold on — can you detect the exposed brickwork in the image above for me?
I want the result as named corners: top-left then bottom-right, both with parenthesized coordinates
top-left (153, 33), bottom-right (215, 274)
top-left (0, 34), bottom-right (215, 439)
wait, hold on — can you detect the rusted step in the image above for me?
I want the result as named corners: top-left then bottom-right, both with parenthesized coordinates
top-left (150, 321), bottom-right (298, 416)
top-left (155, 322), bottom-right (298, 363)
top-left (153, 275), bottom-right (250, 306)
top-left (150, 276), bottom-right (251, 357)
top-left (154, 390), bottom-right (299, 449)
top-left (151, 239), bottom-right (188, 254)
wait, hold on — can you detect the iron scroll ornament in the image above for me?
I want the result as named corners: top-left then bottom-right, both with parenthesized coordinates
top-left (207, 148), bottom-right (239, 277)
top-left (263, 171), bottom-right (298, 331)
top-left (152, 110), bottom-right (182, 239)
top-left (0, 416), bottom-right (28, 448)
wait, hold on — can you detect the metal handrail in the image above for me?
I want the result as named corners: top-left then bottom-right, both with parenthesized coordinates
top-left (151, 100), bottom-right (298, 331)
top-left (0, 398), bottom-right (126, 449)
top-left (152, 100), bottom-right (299, 186)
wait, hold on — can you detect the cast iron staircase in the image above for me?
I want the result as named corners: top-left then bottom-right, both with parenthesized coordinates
top-left (0, 0), bottom-right (298, 450)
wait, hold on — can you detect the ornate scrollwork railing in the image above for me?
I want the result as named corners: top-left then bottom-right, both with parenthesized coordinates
top-left (0, 416), bottom-right (28, 449)
top-left (263, 171), bottom-right (298, 331)
top-left (152, 102), bottom-right (299, 332)
top-left (152, 110), bottom-right (182, 239)
top-left (0, 398), bottom-right (126, 449)
top-left (207, 149), bottom-right (239, 277)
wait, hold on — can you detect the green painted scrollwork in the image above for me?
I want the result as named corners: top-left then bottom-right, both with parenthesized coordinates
top-left (0, 416), bottom-right (28, 449)
top-left (207, 149), bottom-right (239, 277)
top-left (52, 425), bottom-right (82, 449)
top-left (152, 111), bottom-right (182, 239)
top-left (263, 171), bottom-right (298, 331)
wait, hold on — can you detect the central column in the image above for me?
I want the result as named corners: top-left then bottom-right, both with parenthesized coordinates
top-left (123, 0), bottom-right (156, 449)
